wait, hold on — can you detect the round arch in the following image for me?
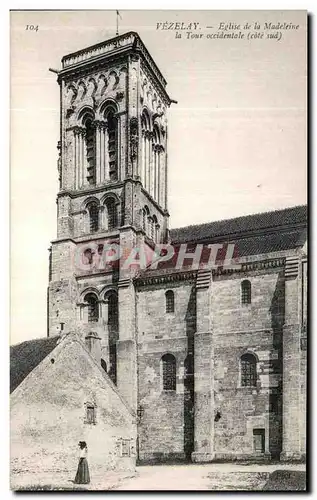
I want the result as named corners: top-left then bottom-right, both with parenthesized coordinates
top-left (77, 105), bottom-right (95, 125)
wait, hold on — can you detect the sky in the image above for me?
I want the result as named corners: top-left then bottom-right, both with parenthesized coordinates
top-left (10, 10), bottom-right (307, 344)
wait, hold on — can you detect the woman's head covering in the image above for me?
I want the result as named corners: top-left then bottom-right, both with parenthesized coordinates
top-left (78, 441), bottom-right (87, 449)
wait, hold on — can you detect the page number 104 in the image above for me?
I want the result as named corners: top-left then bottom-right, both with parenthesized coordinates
top-left (25, 25), bottom-right (39, 32)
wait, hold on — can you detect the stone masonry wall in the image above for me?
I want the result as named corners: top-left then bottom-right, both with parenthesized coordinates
top-left (136, 281), bottom-right (195, 462)
top-left (11, 336), bottom-right (136, 488)
top-left (211, 269), bottom-right (283, 459)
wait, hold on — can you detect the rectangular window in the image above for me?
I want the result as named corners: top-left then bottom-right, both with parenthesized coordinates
top-left (86, 405), bottom-right (96, 425)
top-left (253, 428), bottom-right (265, 453)
top-left (241, 355), bottom-right (257, 387)
top-left (121, 439), bottom-right (131, 457)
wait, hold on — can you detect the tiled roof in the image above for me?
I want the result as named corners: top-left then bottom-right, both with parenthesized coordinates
top-left (232, 228), bottom-right (306, 257)
top-left (10, 336), bottom-right (60, 393)
top-left (170, 205), bottom-right (307, 244)
top-left (136, 205), bottom-right (307, 279)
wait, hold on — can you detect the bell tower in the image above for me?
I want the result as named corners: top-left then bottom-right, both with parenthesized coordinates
top-left (48, 32), bottom-right (172, 408)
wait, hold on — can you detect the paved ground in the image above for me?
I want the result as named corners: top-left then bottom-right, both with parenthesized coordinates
top-left (11, 463), bottom-right (306, 491)
top-left (113, 463), bottom-right (306, 491)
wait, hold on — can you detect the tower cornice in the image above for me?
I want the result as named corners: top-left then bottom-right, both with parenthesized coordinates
top-left (58, 31), bottom-right (171, 105)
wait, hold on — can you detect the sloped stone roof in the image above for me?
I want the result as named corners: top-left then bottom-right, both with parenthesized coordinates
top-left (136, 205), bottom-right (307, 280)
top-left (10, 336), bottom-right (60, 393)
top-left (170, 205), bottom-right (307, 244)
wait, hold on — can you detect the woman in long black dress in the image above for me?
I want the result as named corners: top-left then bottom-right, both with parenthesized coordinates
top-left (74, 441), bottom-right (90, 484)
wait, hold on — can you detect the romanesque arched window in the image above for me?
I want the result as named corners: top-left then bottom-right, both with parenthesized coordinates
top-left (87, 202), bottom-right (99, 233)
top-left (240, 353), bottom-right (257, 387)
top-left (105, 198), bottom-right (117, 230)
top-left (142, 205), bottom-right (150, 235)
top-left (241, 279), bottom-right (252, 305)
top-left (85, 293), bottom-right (99, 322)
top-left (152, 215), bottom-right (159, 242)
top-left (105, 107), bottom-right (118, 181)
top-left (165, 290), bottom-right (175, 313)
top-left (83, 116), bottom-right (96, 185)
top-left (141, 110), bottom-right (151, 190)
top-left (142, 208), bottom-right (146, 232)
top-left (152, 124), bottom-right (161, 201)
top-left (161, 353), bottom-right (176, 391)
top-left (149, 217), bottom-right (154, 241)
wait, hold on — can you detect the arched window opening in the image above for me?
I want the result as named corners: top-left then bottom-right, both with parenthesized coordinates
top-left (149, 217), bottom-right (154, 241)
top-left (152, 215), bottom-right (158, 242)
top-left (101, 359), bottom-right (107, 373)
top-left (161, 353), bottom-right (176, 391)
top-left (106, 198), bottom-right (117, 230)
top-left (142, 208), bottom-right (146, 232)
top-left (240, 353), bottom-right (257, 387)
top-left (141, 110), bottom-right (151, 190)
top-left (88, 202), bottom-right (99, 233)
top-left (165, 290), bottom-right (175, 313)
top-left (85, 293), bottom-right (99, 323)
top-left (143, 206), bottom-right (150, 235)
top-left (105, 108), bottom-right (118, 181)
top-left (241, 280), bottom-right (252, 305)
top-left (155, 224), bottom-right (160, 243)
top-left (84, 117), bottom-right (96, 185)
top-left (153, 125), bottom-right (161, 201)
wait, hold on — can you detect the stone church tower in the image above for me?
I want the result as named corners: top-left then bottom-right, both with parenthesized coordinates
top-left (48, 32), bottom-right (171, 409)
top-left (48, 31), bottom-right (307, 464)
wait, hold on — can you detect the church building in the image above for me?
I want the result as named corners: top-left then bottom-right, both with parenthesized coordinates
top-left (12, 31), bottom-right (307, 476)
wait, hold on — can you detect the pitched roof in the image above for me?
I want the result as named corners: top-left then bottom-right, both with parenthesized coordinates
top-left (170, 205), bottom-right (307, 244)
top-left (136, 205), bottom-right (307, 280)
top-left (10, 336), bottom-right (60, 393)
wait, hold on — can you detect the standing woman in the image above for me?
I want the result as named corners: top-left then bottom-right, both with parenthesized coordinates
top-left (74, 441), bottom-right (90, 484)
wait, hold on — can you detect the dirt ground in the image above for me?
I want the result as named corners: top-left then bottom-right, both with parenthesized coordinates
top-left (113, 463), bottom-right (306, 491)
top-left (11, 462), bottom-right (306, 491)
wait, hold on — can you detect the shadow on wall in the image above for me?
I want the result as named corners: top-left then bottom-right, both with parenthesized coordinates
top-left (183, 286), bottom-right (196, 462)
top-left (268, 272), bottom-right (285, 460)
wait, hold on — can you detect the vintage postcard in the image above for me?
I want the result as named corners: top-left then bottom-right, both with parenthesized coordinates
top-left (10, 10), bottom-right (307, 491)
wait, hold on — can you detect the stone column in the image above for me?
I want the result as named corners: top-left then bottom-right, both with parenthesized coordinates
top-left (94, 122), bottom-right (101, 185)
top-left (154, 147), bottom-right (158, 201)
top-left (79, 128), bottom-right (86, 187)
top-left (157, 148), bottom-right (161, 205)
top-left (280, 256), bottom-right (303, 461)
top-left (141, 130), bottom-right (145, 186)
top-left (73, 130), bottom-right (77, 189)
top-left (147, 133), bottom-right (151, 192)
top-left (99, 123), bottom-right (107, 183)
top-left (104, 124), bottom-right (109, 182)
top-left (150, 135), bottom-right (155, 198)
top-left (73, 127), bottom-right (82, 189)
top-left (192, 269), bottom-right (214, 462)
